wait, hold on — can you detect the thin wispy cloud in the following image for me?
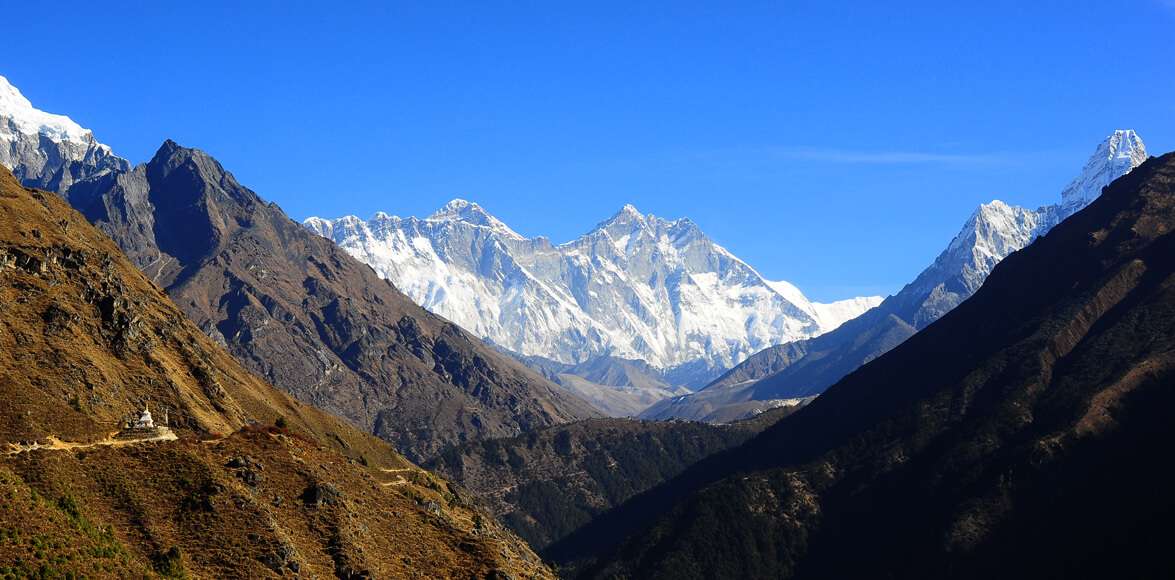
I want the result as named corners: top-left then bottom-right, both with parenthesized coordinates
top-left (771, 147), bottom-right (1008, 166)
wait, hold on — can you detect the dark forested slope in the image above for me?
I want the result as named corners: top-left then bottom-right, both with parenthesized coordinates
top-left (427, 414), bottom-right (796, 550)
top-left (556, 152), bottom-right (1175, 579)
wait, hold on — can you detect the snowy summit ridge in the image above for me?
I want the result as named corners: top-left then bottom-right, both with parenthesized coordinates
top-left (426, 198), bottom-right (525, 239)
top-left (306, 201), bottom-right (880, 381)
top-left (894, 130), bottom-right (1147, 328)
top-left (1060, 129), bottom-right (1147, 212)
top-left (0, 75), bottom-right (127, 191)
top-left (0, 75), bottom-right (104, 146)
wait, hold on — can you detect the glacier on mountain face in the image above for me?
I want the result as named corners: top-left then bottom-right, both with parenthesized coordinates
top-left (306, 202), bottom-right (881, 385)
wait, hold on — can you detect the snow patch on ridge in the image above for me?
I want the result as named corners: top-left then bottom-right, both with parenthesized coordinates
top-left (0, 75), bottom-right (105, 147)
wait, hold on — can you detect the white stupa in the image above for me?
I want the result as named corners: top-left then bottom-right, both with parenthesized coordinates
top-left (132, 404), bottom-right (155, 429)
top-left (117, 402), bottom-right (173, 440)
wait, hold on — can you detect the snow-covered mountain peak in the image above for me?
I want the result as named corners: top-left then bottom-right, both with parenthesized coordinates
top-left (582, 205), bottom-right (713, 257)
top-left (896, 130), bottom-right (1146, 330)
top-left (0, 75), bottom-right (105, 147)
top-left (949, 200), bottom-right (1027, 243)
top-left (302, 215), bottom-right (332, 232)
top-left (978, 199), bottom-right (1012, 213)
top-left (307, 200), bottom-right (880, 378)
top-left (596, 203), bottom-right (649, 232)
top-left (674, 215), bottom-right (705, 230)
top-left (426, 198), bottom-right (523, 239)
top-left (1060, 129), bottom-right (1147, 211)
top-left (597, 205), bottom-right (703, 234)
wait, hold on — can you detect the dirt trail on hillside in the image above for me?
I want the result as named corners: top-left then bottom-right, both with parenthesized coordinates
top-left (2, 431), bottom-right (179, 456)
top-left (379, 467), bottom-right (419, 487)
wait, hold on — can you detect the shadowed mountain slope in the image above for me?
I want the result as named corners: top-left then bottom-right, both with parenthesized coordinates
top-left (553, 152), bottom-right (1175, 579)
top-left (0, 166), bottom-right (554, 578)
top-left (61, 141), bottom-right (598, 461)
top-left (426, 412), bottom-right (798, 551)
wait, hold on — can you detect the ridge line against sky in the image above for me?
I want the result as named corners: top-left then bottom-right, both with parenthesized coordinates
top-left (1, 0), bottom-right (1171, 301)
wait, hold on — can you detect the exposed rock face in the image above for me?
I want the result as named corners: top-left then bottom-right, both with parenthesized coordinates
top-left (646, 131), bottom-right (1148, 421)
top-left (0, 165), bottom-right (555, 578)
top-left (554, 152), bottom-right (1175, 579)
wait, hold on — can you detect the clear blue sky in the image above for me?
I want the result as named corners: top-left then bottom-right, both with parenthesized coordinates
top-left (3, 1), bottom-right (1172, 300)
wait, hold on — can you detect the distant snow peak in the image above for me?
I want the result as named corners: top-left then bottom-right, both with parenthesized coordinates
top-left (0, 75), bottom-right (104, 147)
top-left (1060, 129), bottom-right (1148, 212)
top-left (903, 130), bottom-right (1147, 329)
top-left (305, 202), bottom-right (879, 376)
top-left (426, 198), bottom-right (524, 239)
top-left (592, 205), bottom-right (707, 253)
top-left (597, 203), bottom-right (649, 233)
top-left (810, 296), bottom-right (885, 331)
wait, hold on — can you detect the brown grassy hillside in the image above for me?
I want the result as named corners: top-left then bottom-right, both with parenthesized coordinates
top-left (0, 166), bottom-right (552, 578)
